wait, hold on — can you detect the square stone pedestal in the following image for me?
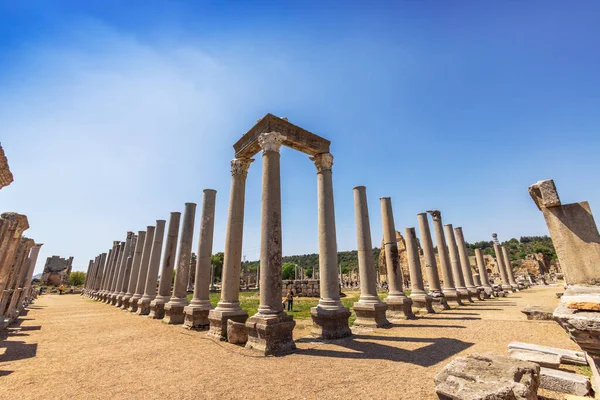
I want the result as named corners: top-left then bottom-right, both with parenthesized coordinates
top-left (431, 293), bottom-right (451, 310)
top-left (183, 304), bottom-right (212, 330)
top-left (163, 302), bottom-right (186, 324)
top-left (457, 288), bottom-right (474, 303)
top-left (136, 298), bottom-right (153, 316)
top-left (310, 306), bottom-right (352, 339)
top-left (129, 298), bottom-right (140, 313)
top-left (352, 301), bottom-right (390, 328)
top-left (110, 294), bottom-right (119, 305)
top-left (502, 284), bottom-right (514, 293)
top-left (149, 296), bottom-right (168, 319)
top-left (410, 294), bottom-right (435, 313)
top-left (384, 296), bottom-right (416, 320)
top-left (442, 290), bottom-right (464, 307)
top-left (121, 296), bottom-right (132, 310)
top-left (115, 295), bottom-right (125, 308)
top-left (245, 312), bottom-right (296, 356)
top-left (481, 287), bottom-right (493, 298)
top-left (207, 309), bottom-right (249, 341)
top-left (510, 284), bottom-right (520, 292)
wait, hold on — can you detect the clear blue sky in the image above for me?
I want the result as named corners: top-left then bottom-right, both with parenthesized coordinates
top-left (1, 1), bottom-right (599, 274)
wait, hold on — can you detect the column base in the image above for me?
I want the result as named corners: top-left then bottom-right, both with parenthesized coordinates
top-left (129, 297), bottom-right (140, 313)
top-left (310, 305), bottom-right (352, 339)
top-left (442, 289), bottom-right (464, 306)
top-left (245, 312), bottom-right (296, 356)
top-left (136, 297), bottom-right (154, 316)
top-left (410, 293), bottom-right (435, 313)
top-left (149, 297), bottom-right (167, 319)
top-left (457, 288), bottom-right (474, 303)
top-left (352, 301), bottom-right (390, 328)
top-left (384, 295), bottom-right (416, 320)
top-left (121, 295), bottom-right (132, 310)
top-left (431, 292), bottom-right (451, 310)
top-left (163, 302), bottom-right (187, 325)
top-left (510, 284), bottom-right (519, 292)
top-left (474, 288), bottom-right (486, 300)
top-left (482, 286), bottom-right (494, 298)
top-left (207, 308), bottom-right (249, 341)
top-left (115, 294), bottom-right (125, 307)
top-left (183, 304), bottom-right (213, 330)
top-left (501, 284), bottom-right (514, 293)
top-left (110, 294), bottom-right (118, 305)
top-left (467, 286), bottom-right (480, 300)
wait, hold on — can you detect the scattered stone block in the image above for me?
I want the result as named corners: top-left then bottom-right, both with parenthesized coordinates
top-left (434, 353), bottom-right (540, 400)
top-left (520, 305), bottom-right (555, 321)
top-left (508, 342), bottom-right (587, 366)
top-left (227, 320), bottom-right (248, 345)
top-left (556, 292), bottom-right (564, 298)
top-left (509, 349), bottom-right (561, 368)
top-left (540, 367), bottom-right (590, 396)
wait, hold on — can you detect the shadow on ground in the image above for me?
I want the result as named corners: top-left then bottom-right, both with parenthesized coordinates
top-left (0, 307), bottom-right (40, 376)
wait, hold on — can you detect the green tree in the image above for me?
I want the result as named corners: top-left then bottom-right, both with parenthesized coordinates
top-left (282, 262), bottom-right (296, 280)
top-left (69, 271), bottom-right (86, 286)
top-left (211, 252), bottom-right (224, 282)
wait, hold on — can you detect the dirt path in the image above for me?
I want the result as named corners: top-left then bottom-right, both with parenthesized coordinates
top-left (0, 286), bottom-right (578, 399)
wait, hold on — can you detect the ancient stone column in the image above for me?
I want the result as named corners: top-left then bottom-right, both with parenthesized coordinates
top-left (427, 210), bottom-right (463, 306)
top-left (493, 242), bottom-right (512, 292)
top-left (245, 133), bottom-right (296, 355)
top-left (380, 197), bottom-right (415, 320)
top-left (21, 243), bottom-right (43, 305)
top-left (501, 245), bottom-right (519, 291)
top-left (444, 224), bottom-right (473, 302)
top-left (115, 233), bottom-right (136, 307)
top-left (454, 227), bottom-right (481, 299)
top-left (130, 226), bottom-right (154, 313)
top-left (351, 186), bottom-right (389, 327)
top-left (164, 203), bottom-right (197, 324)
top-left (108, 240), bottom-right (127, 304)
top-left (309, 152), bottom-right (351, 339)
top-left (184, 190), bottom-right (216, 329)
top-left (0, 213), bottom-right (29, 301)
top-left (122, 230), bottom-right (146, 310)
top-left (148, 216), bottom-right (178, 318)
top-left (418, 212), bottom-right (449, 310)
top-left (92, 252), bottom-right (107, 297)
top-left (137, 219), bottom-right (166, 316)
top-left (99, 241), bottom-right (119, 301)
top-left (4, 238), bottom-right (34, 321)
top-left (475, 248), bottom-right (493, 297)
top-left (208, 158), bottom-right (253, 340)
top-left (406, 227), bottom-right (434, 313)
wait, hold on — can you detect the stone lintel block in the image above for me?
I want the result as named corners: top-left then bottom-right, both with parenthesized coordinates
top-left (529, 179), bottom-right (561, 210)
top-left (163, 303), bottom-right (186, 324)
top-left (508, 342), bottom-right (587, 366)
top-left (207, 309), bottom-right (249, 341)
top-left (352, 301), bottom-right (390, 328)
top-left (509, 349), bottom-right (561, 368)
top-left (183, 304), bottom-right (212, 330)
top-left (384, 295), bottom-right (416, 320)
top-left (310, 306), bottom-right (352, 340)
top-left (410, 294), bottom-right (435, 314)
top-left (245, 313), bottom-right (296, 355)
top-left (521, 305), bottom-right (555, 320)
top-left (540, 367), bottom-right (590, 396)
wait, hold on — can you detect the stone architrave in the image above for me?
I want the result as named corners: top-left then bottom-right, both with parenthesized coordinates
top-left (427, 210), bottom-right (463, 306)
top-left (351, 186), bottom-right (389, 327)
top-left (184, 190), bottom-right (217, 329)
top-left (502, 245), bottom-right (519, 291)
top-left (122, 230), bottom-right (146, 310)
top-left (246, 132), bottom-right (296, 355)
top-left (475, 249), bottom-right (493, 297)
top-left (148, 215), bottom-right (178, 318)
top-left (130, 226), bottom-right (155, 313)
top-left (138, 219), bottom-right (167, 316)
top-left (380, 197), bottom-right (415, 320)
top-left (116, 233), bottom-right (136, 307)
top-left (208, 158), bottom-right (253, 340)
top-left (164, 203), bottom-right (197, 324)
top-left (444, 224), bottom-right (473, 302)
top-left (309, 153), bottom-right (352, 339)
top-left (405, 227), bottom-right (434, 313)
top-left (454, 227), bottom-right (480, 299)
top-left (529, 179), bottom-right (600, 286)
top-left (493, 242), bottom-right (513, 292)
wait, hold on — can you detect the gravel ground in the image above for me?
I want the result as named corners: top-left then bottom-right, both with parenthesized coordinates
top-left (0, 285), bottom-right (581, 399)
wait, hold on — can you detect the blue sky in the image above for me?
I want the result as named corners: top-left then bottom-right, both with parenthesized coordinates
top-left (1, 1), bottom-right (599, 274)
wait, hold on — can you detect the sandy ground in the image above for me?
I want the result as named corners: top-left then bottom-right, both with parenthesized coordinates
top-left (0, 286), bottom-right (581, 400)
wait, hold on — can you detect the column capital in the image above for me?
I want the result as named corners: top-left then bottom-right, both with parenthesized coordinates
top-left (258, 132), bottom-right (286, 153)
top-left (230, 158), bottom-right (254, 177)
top-left (310, 152), bottom-right (334, 173)
top-left (427, 209), bottom-right (441, 221)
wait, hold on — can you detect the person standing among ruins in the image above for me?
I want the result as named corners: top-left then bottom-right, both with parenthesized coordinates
top-left (59, 284), bottom-right (64, 295)
top-left (286, 288), bottom-right (294, 311)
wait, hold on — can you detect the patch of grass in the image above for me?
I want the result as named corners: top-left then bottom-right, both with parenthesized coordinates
top-left (576, 365), bottom-right (593, 377)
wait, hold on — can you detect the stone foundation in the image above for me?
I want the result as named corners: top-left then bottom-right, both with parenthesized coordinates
top-left (136, 298), bottom-right (152, 316)
top-left (183, 304), bottom-right (212, 330)
top-left (410, 294), bottom-right (435, 314)
top-left (207, 309), bottom-right (249, 341)
top-left (245, 312), bottom-right (296, 356)
top-left (310, 306), bottom-right (352, 339)
top-left (352, 301), bottom-right (390, 328)
top-left (281, 279), bottom-right (320, 297)
top-left (163, 303), bottom-right (185, 324)
top-left (384, 296), bottom-right (415, 320)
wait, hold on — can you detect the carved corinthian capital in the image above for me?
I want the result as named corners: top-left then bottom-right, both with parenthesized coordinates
top-left (426, 210), bottom-right (441, 221)
top-left (230, 158), bottom-right (254, 177)
top-left (310, 152), bottom-right (334, 173)
top-left (258, 132), bottom-right (286, 153)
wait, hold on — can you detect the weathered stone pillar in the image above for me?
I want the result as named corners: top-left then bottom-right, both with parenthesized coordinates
top-left (501, 245), bottom-right (519, 291)
top-left (92, 252), bottom-right (107, 298)
top-left (351, 186), bottom-right (389, 327)
top-left (0, 213), bottom-right (29, 305)
top-left (406, 227), bottom-right (434, 313)
top-left (418, 212), bottom-right (450, 310)
top-left (164, 203), bottom-right (197, 324)
top-left (115, 233), bottom-right (136, 307)
top-left (454, 227), bottom-right (479, 299)
top-left (380, 197), bottom-right (415, 320)
top-left (108, 240), bottom-right (127, 304)
top-left (444, 224), bottom-right (473, 302)
top-left (148, 216), bottom-right (178, 318)
top-left (245, 132), bottom-right (296, 355)
top-left (21, 243), bottom-right (43, 305)
top-left (184, 190), bottom-right (216, 329)
top-left (130, 226), bottom-right (154, 313)
top-left (493, 242), bottom-right (512, 292)
top-left (475, 248), bottom-right (493, 297)
top-left (137, 219), bottom-right (166, 316)
top-left (99, 241), bottom-right (119, 301)
top-left (4, 238), bottom-right (34, 321)
top-left (122, 230), bottom-right (146, 310)
top-left (208, 158), bottom-right (253, 340)
top-left (310, 152), bottom-right (351, 339)
top-left (427, 210), bottom-right (463, 306)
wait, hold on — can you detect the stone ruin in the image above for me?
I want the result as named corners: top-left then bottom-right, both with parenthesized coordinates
top-left (0, 143), bottom-right (14, 190)
top-left (282, 279), bottom-right (320, 297)
top-left (42, 255), bottom-right (74, 286)
top-left (514, 253), bottom-right (551, 276)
